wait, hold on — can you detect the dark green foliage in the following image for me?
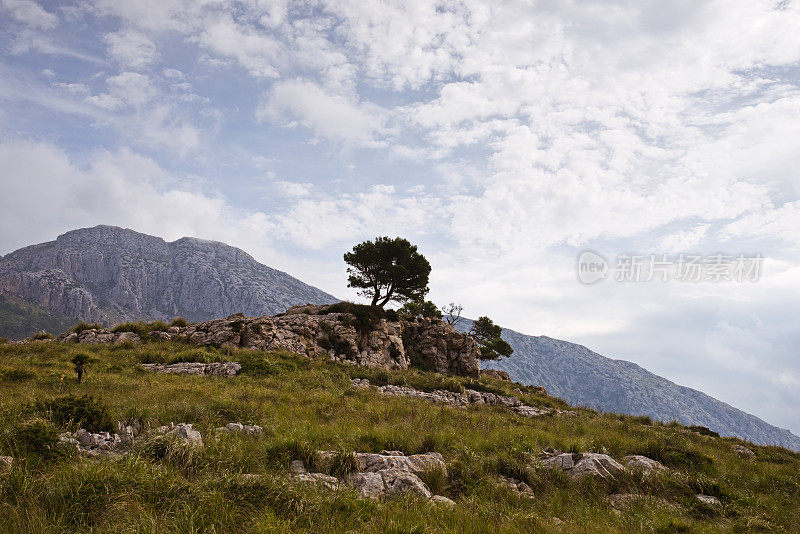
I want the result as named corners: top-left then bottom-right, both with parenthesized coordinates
top-left (0, 368), bottom-right (35, 382)
top-left (36, 394), bottom-right (113, 433)
top-left (111, 321), bottom-right (169, 337)
top-left (397, 300), bottom-right (442, 320)
top-left (70, 322), bottom-right (103, 333)
top-left (689, 425), bottom-right (720, 438)
top-left (469, 316), bottom-right (513, 360)
top-left (168, 317), bottom-right (189, 327)
top-left (0, 294), bottom-right (73, 340)
top-left (229, 320), bottom-right (244, 333)
top-left (343, 237), bottom-right (431, 307)
top-left (30, 331), bottom-right (54, 340)
top-left (330, 449), bottom-right (358, 478)
top-left (7, 418), bottom-right (61, 457)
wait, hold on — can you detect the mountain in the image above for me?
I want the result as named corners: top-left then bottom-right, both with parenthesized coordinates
top-left (0, 225), bottom-right (337, 338)
top-left (3, 226), bottom-right (798, 451)
top-left (485, 330), bottom-right (800, 451)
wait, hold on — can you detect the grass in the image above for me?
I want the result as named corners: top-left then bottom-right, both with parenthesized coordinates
top-left (0, 340), bottom-right (798, 532)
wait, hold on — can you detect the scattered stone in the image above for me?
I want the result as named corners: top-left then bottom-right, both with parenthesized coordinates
top-left (216, 422), bottom-right (264, 436)
top-left (696, 494), bottom-right (721, 506)
top-left (114, 331), bottom-right (140, 344)
top-left (351, 378), bottom-right (371, 389)
top-left (170, 423), bottom-right (203, 446)
top-left (0, 456), bottom-right (12, 472)
top-left (141, 362), bottom-right (241, 376)
top-left (356, 451), bottom-right (447, 476)
top-left (541, 452), bottom-right (625, 481)
top-left (431, 495), bottom-right (456, 505)
top-left (498, 475), bottom-right (534, 498)
top-left (732, 444), bottom-right (756, 458)
top-left (293, 472), bottom-right (340, 491)
top-left (348, 468), bottom-right (432, 500)
top-left (623, 455), bottom-right (667, 476)
top-left (290, 460), bottom-right (307, 474)
top-left (362, 379), bottom-right (556, 418)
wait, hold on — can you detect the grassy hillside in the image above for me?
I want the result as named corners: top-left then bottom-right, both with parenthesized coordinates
top-left (0, 340), bottom-right (798, 533)
top-left (0, 295), bottom-right (74, 341)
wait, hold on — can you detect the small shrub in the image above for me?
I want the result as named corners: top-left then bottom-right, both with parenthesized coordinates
top-left (111, 321), bottom-right (169, 337)
top-left (689, 425), bottom-right (719, 438)
top-left (330, 449), bottom-right (358, 478)
top-left (70, 322), bottom-right (103, 333)
top-left (168, 317), bottom-right (189, 327)
top-left (30, 331), bottom-right (54, 341)
top-left (8, 418), bottom-right (62, 457)
top-left (419, 465), bottom-right (447, 495)
top-left (1, 368), bottom-right (35, 382)
top-left (229, 320), bottom-right (245, 333)
top-left (36, 394), bottom-right (113, 433)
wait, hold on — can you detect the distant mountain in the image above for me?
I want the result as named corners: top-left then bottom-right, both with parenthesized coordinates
top-left (0, 225), bottom-right (337, 338)
top-left (485, 330), bottom-right (800, 451)
top-left (3, 226), bottom-right (798, 451)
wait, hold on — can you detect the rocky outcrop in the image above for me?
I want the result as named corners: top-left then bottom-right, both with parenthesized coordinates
top-left (732, 444), bottom-right (755, 458)
top-left (404, 318), bottom-right (479, 377)
top-left (541, 452), bottom-right (626, 481)
top-left (623, 455), bottom-right (667, 476)
top-left (355, 379), bottom-right (553, 417)
top-left (291, 450), bottom-right (451, 503)
top-left (215, 422), bottom-right (264, 436)
top-left (56, 305), bottom-right (481, 376)
top-left (142, 362), bottom-right (242, 377)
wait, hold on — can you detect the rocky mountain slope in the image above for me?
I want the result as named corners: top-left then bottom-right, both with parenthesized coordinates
top-left (485, 330), bottom-right (800, 451)
top-left (0, 225), bottom-right (336, 336)
top-left (3, 226), bottom-right (798, 451)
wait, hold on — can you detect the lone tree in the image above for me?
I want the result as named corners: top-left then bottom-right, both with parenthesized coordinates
top-left (442, 302), bottom-right (463, 326)
top-left (71, 353), bottom-right (89, 383)
top-left (344, 237), bottom-right (431, 307)
top-left (470, 316), bottom-right (513, 360)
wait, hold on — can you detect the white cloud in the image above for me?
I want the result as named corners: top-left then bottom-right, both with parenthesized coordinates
top-left (273, 180), bottom-right (313, 198)
top-left (104, 29), bottom-right (158, 69)
top-left (258, 79), bottom-right (387, 145)
top-left (1, 0), bottom-right (57, 29)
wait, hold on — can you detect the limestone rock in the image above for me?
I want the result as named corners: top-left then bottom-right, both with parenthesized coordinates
top-left (355, 451), bottom-right (447, 477)
top-left (290, 460), bottom-right (307, 474)
top-left (403, 318), bottom-right (480, 377)
top-left (542, 452), bottom-right (625, 481)
top-left (623, 455), bottom-right (667, 475)
top-left (431, 495), bottom-right (456, 505)
top-left (293, 472), bottom-right (339, 491)
top-left (498, 475), bottom-right (534, 498)
top-left (696, 494), bottom-right (721, 506)
top-left (347, 468), bottom-right (432, 500)
top-left (732, 444), bottom-right (755, 458)
top-left (169, 423), bottom-right (203, 447)
top-left (141, 362), bottom-right (241, 376)
top-left (0, 456), bottom-right (12, 472)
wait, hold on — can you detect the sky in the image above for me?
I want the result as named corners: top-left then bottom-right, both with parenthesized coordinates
top-left (1, 0), bottom-right (800, 434)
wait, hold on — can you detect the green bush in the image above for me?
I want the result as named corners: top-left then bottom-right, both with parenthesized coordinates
top-left (689, 425), bottom-right (720, 438)
top-left (168, 317), bottom-right (189, 327)
top-left (70, 322), bottom-right (104, 333)
top-left (36, 394), bottom-right (113, 433)
top-left (1, 368), bottom-right (35, 382)
top-left (29, 331), bottom-right (54, 340)
top-left (8, 418), bottom-right (62, 457)
top-left (111, 321), bottom-right (169, 337)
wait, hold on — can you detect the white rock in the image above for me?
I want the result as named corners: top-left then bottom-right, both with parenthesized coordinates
top-left (696, 494), bottom-right (721, 506)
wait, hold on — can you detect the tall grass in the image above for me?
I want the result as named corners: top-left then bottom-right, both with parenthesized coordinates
top-left (0, 340), bottom-right (797, 532)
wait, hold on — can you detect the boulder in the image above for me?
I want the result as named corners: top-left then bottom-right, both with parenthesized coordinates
top-left (0, 456), bottom-right (12, 472)
top-left (542, 452), bottom-right (625, 481)
top-left (170, 423), bottom-right (203, 446)
top-left (732, 444), bottom-right (755, 458)
top-left (696, 494), bottom-right (721, 506)
top-left (431, 495), bottom-right (456, 505)
top-left (347, 468), bottom-right (432, 500)
top-left (623, 455), bottom-right (667, 476)
top-left (293, 472), bottom-right (339, 491)
top-left (290, 460), bottom-right (307, 474)
top-left (403, 318), bottom-right (480, 377)
top-left (355, 451), bottom-right (447, 477)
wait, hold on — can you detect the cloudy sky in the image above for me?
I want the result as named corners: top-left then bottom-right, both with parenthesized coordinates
top-left (1, 0), bottom-right (800, 434)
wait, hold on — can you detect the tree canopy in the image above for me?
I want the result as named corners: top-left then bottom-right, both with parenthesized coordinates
top-left (398, 300), bottom-right (442, 319)
top-left (344, 237), bottom-right (431, 308)
top-left (470, 316), bottom-right (514, 360)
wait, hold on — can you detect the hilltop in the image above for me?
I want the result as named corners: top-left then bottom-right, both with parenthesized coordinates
top-left (1, 316), bottom-right (798, 532)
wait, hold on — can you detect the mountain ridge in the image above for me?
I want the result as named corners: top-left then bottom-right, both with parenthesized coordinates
top-left (485, 330), bottom-right (800, 451)
top-left (2, 225), bottom-right (798, 450)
